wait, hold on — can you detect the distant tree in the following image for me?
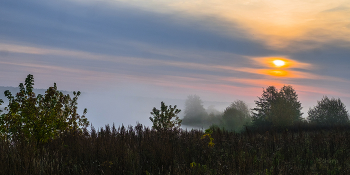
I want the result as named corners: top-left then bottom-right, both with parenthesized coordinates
top-left (206, 105), bottom-right (221, 117)
top-left (0, 74), bottom-right (89, 144)
top-left (149, 101), bottom-right (182, 131)
top-left (219, 100), bottom-right (251, 132)
top-left (184, 95), bottom-right (207, 118)
top-left (182, 95), bottom-right (208, 127)
top-left (252, 85), bottom-right (303, 127)
top-left (0, 99), bottom-right (3, 113)
top-left (229, 100), bottom-right (251, 117)
top-left (206, 105), bottom-right (222, 126)
top-left (307, 96), bottom-right (349, 125)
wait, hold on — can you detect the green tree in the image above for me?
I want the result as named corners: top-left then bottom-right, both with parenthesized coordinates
top-left (307, 96), bottom-right (349, 125)
top-left (0, 74), bottom-right (89, 143)
top-left (252, 85), bottom-right (303, 127)
top-left (149, 101), bottom-right (182, 131)
top-left (220, 100), bottom-right (251, 132)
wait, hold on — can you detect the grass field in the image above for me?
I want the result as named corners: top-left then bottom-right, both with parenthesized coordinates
top-left (1, 124), bottom-right (350, 174)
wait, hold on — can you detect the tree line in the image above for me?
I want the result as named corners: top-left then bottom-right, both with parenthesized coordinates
top-left (176, 85), bottom-right (350, 132)
top-left (0, 74), bottom-right (349, 144)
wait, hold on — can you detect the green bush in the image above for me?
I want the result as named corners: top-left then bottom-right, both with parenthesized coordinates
top-left (149, 101), bottom-right (181, 131)
top-left (0, 74), bottom-right (89, 144)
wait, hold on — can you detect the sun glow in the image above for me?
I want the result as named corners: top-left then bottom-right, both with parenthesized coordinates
top-left (268, 70), bottom-right (288, 77)
top-left (273, 60), bottom-right (285, 67)
top-left (249, 57), bottom-right (313, 78)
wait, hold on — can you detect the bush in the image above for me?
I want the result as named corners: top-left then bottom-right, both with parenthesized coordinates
top-left (0, 74), bottom-right (89, 144)
top-left (149, 101), bottom-right (181, 131)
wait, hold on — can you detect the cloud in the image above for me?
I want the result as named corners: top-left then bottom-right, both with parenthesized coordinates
top-left (2, 0), bottom-right (350, 127)
top-left (0, 0), bottom-right (274, 58)
top-left (2, 41), bottom-right (350, 96)
top-left (115, 0), bottom-right (350, 50)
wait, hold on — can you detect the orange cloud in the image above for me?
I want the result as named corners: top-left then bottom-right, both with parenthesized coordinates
top-left (222, 77), bottom-right (285, 87)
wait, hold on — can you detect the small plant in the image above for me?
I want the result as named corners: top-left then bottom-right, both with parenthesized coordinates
top-left (190, 162), bottom-right (207, 169)
top-left (201, 128), bottom-right (215, 147)
top-left (149, 101), bottom-right (181, 131)
top-left (190, 162), bottom-right (210, 174)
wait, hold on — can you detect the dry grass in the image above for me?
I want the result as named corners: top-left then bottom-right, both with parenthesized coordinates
top-left (1, 123), bottom-right (350, 174)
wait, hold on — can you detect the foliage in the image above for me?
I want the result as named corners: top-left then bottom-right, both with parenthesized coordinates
top-left (201, 128), bottom-right (215, 147)
top-left (0, 74), bottom-right (89, 143)
top-left (307, 96), bottom-right (349, 125)
top-left (252, 85), bottom-right (303, 127)
top-left (149, 101), bottom-right (181, 131)
top-left (219, 100), bottom-right (251, 132)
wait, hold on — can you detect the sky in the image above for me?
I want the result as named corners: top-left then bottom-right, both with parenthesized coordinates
top-left (1, 0), bottom-right (350, 128)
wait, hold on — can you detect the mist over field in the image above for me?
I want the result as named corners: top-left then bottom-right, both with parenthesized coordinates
top-left (0, 86), bottom-right (232, 129)
top-left (77, 91), bottom-right (233, 129)
top-left (67, 87), bottom-right (350, 130)
top-left (2, 84), bottom-right (350, 130)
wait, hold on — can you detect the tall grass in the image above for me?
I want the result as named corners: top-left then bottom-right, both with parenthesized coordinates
top-left (2, 123), bottom-right (350, 174)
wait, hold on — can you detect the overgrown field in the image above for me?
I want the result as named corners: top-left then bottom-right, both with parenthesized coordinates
top-left (2, 124), bottom-right (350, 174)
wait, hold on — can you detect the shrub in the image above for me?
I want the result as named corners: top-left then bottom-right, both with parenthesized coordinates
top-left (149, 101), bottom-right (181, 131)
top-left (0, 74), bottom-right (89, 144)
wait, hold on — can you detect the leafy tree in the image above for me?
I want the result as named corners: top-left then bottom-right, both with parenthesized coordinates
top-left (149, 101), bottom-right (182, 131)
top-left (0, 74), bottom-right (89, 143)
top-left (228, 100), bottom-right (251, 117)
top-left (219, 100), bottom-right (251, 132)
top-left (252, 85), bottom-right (303, 127)
top-left (182, 95), bottom-right (208, 127)
top-left (307, 96), bottom-right (349, 125)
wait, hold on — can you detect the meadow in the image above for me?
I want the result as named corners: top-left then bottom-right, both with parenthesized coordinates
top-left (2, 123), bottom-right (350, 175)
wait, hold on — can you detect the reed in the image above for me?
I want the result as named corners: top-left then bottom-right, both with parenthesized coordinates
top-left (2, 123), bottom-right (350, 174)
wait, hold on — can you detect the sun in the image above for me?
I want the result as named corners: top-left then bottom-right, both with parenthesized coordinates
top-left (273, 60), bottom-right (285, 67)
